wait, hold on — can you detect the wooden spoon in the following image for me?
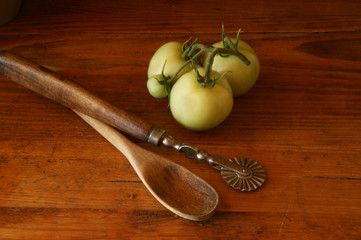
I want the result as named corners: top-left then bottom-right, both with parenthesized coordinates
top-left (74, 111), bottom-right (218, 221)
top-left (0, 50), bottom-right (218, 221)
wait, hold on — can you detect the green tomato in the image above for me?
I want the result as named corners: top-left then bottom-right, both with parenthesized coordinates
top-left (147, 41), bottom-right (191, 79)
top-left (147, 75), bottom-right (167, 98)
top-left (210, 39), bottom-right (260, 97)
top-left (169, 68), bottom-right (233, 131)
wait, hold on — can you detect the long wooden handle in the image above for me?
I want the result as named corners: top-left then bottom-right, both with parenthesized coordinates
top-left (0, 50), bottom-right (154, 142)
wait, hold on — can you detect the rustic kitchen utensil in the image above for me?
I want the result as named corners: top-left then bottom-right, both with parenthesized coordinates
top-left (0, 50), bottom-right (265, 191)
top-left (75, 111), bottom-right (218, 221)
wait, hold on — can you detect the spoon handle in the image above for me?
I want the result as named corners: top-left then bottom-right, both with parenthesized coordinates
top-left (0, 50), bottom-right (164, 144)
top-left (74, 110), bottom-right (135, 160)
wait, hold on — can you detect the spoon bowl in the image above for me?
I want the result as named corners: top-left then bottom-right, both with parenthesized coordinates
top-left (76, 111), bottom-right (218, 221)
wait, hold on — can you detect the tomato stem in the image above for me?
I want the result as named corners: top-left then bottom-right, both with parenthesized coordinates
top-left (203, 48), bottom-right (218, 85)
top-left (166, 47), bottom-right (206, 87)
top-left (164, 28), bottom-right (251, 90)
top-left (202, 47), bottom-right (250, 88)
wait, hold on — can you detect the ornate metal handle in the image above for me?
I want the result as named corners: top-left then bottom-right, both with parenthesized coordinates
top-left (150, 127), bottom-right (266, 191)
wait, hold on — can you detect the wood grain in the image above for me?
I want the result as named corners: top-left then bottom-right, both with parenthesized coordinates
top-left (0, 0), bottom-right (361, 239)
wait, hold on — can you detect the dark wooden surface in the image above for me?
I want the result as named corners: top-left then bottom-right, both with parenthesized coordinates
top-left (1, 0), bottom-right (361, 239)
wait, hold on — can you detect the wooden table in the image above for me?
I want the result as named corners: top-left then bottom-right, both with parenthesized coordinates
top-left (1, 0), bottom-right (360, 239)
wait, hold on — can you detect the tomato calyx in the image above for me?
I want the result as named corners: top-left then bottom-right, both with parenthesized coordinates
top-left (153, 60), bottom-right (174, 95)
top-left (192, 63), bottom-right (227, 88)
top-left (220, 25), bottom-right (251, 65)
top-left (181, 37), bottom-right (200, 61)
top-left (159, 39), bottom-right (208, 90)
top-left (221, 25), bottom-right (242, 51)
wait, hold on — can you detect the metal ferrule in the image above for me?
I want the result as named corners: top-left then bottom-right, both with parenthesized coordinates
top-left (146, 125), bottom-right (166, 146)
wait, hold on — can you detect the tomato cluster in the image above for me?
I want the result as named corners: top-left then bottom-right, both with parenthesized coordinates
top-left (146, 27), bottom-right (260, 131)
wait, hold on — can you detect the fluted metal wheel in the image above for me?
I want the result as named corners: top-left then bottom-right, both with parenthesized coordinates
top-left (220, 157), bottom-right (266, 191)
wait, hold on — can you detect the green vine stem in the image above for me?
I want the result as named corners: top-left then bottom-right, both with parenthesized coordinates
top-left (157, 29), bottom-right (252, 91)
top-left (165, 44), bottom-right (209, 86)
top-left (201, 47), bottom-right (250, 88)
top-left (181, 37), bottom-right (199, 60)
